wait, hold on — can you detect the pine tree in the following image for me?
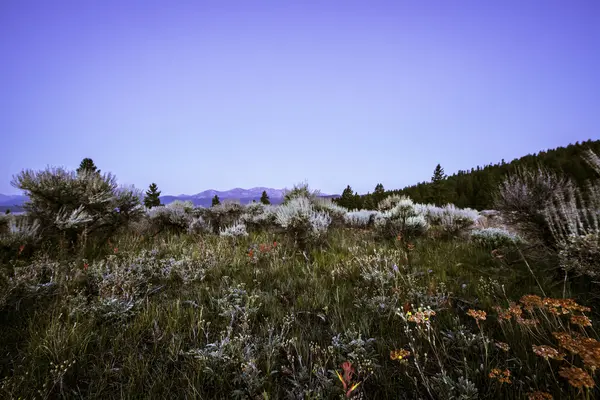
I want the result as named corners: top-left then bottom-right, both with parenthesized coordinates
top-left (4, 209), bottom-right (10, 215)
top-left (212, 195), bottom-right (220, 207)
top-left (373, 183), bottom-right (385, 206)
top-left (77, 158), bottom-right (100, 175)
top-left (338, 185), bottom-right (356, 209)
top-left (144, 183), bottom-right (162, 209)
top-left (430, 164), bottom-right (447, 206)
top-left (260, 190), bottom-right (271, 205)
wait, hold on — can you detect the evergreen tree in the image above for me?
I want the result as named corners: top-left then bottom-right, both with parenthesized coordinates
top-left (337, 185), bottom-right (356, 209)
top-left (212, 195), bottom-right (220, 207)
top-left (260, 190), bottom-right (271, 205)
top-left (4, 209), bottom-right (10, 214)
top-left (430, 164), bottom-right (447, 206)
top-left (144, 183), bottom-right (162, 209)
top-left (373, 183), bottom-right (385, 206)
top-left (77, 158), bottom-right (100, 175)
top-left (363, 196), bottom-right (375, 210)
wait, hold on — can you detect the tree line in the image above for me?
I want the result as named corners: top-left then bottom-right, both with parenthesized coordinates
top-left (333, 139), bottom-right (600, 211)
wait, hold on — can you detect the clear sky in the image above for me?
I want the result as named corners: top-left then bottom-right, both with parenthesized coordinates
top-left (1, 1), bottom-right (599, 196)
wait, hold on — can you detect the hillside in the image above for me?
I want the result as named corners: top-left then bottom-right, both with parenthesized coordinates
top-left (352, 139), bottom-right (600, 210)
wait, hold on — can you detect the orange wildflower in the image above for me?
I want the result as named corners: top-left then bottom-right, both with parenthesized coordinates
top-left (390, 349), bottom-right (411, 361)
top-left (558, 366), bottom-right (595, 389)
top-left (527, 391), bottom-right (553, 400)
top-left (489, 368), bottom-right (511, 384)
top-left (467, 309), bottom-right (487, 322)
top-left (495, 342), bottom-right (510, 352)
top-left (532, 345), bottom-right (565, 360)
top-left (571, 315), bottom-right (592, 328)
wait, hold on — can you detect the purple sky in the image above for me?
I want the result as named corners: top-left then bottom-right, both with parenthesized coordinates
top-left (1, 1), bottom-right (599, 196)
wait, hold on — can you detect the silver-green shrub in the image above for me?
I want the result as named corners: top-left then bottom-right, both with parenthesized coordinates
top-left (470, 227), bottom-right (524, 248)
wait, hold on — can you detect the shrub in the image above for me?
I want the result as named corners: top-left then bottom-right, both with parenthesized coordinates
top-left (146, 202), bottom-right (193, 234)
top-left (556, 232), bottom-right (600, 278)
top-left (374, 197), bottom-right (429, 240)
top-left (10, 168), bottom-right (143, 249)
top-left (0, 214), bottom-right (41, 261)
top-left (313, 198), bottom-right (347, 228)
top-left (377, 194), bottom-right (408, 211)
top-left (470, 227), bottom-right (524, 248)
top-left (204, 201), bottom-right (244, 233)
top-left (239, 203), bottom-right (277, 232)
top-left (494, 166), bottom-right (571, 246)
top-left (419, 203), bottom-right (480, 237)
top-left (344, 210), bottom-right (379, 228)
top-left (219, 221), bottom-right (249, 238)
top-left (282, 182), bottom-right (320, 204)
top-left (274, 196), bottom-right (331, 248)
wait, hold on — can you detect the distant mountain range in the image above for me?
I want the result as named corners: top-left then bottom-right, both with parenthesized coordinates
top-left (0, 188), bottom-right (339, 212)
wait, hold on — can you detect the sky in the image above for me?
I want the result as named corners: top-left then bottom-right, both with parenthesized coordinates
top-left (1, 1), bottom-right (599, 196)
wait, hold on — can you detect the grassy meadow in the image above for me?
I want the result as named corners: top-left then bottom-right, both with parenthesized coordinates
top-left (1, 162), bottom-right (600, 399)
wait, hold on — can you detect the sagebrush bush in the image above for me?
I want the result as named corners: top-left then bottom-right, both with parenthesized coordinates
top-left (313, 198), bottom-right (347, 228)
top-left (556, 232), bottom-right (600, 278)
top-left (239, 203), bottom-right (277, 232)
top-left (374, 196), bottom-right (429, 240)
top-left (470, 227), bottom-right (524, 248)
top-left (344, 209), bottom-right (379, 228)
top-left (418, 203), bottom-right (480, 237)
top-left (146, 203), bottom-right (192, 235)
top-left (282, 182), bottom-right (321, 204)
top-left (495, 165), bottom-right (571, 246)
top-left (10, 168), bottom-right (143, 249)
top-left (274, 196), bottom-right (331, 248)
top-left (219, 221), bottom-right (249, 238)
top-left (203, 201), bottom-right (244, 233)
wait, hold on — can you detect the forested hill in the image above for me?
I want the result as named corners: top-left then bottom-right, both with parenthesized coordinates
top-left (336, 139), bottom-right (600, 211)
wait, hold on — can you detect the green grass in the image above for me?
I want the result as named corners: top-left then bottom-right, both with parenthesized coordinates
top-left (1, 228), bottom-right (598, 399)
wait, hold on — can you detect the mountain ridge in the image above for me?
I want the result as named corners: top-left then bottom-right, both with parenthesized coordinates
top-left (0, 188), bottom-right (338, 211)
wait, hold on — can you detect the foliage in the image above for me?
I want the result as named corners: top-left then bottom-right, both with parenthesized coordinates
top-left (282, 182), bottom-right (321, 204)
top-left (274, 196), bottom-right (331, 249)
top-left (212, 195), bottom-right (220, 207)
top-left (470, 227), bottom-right (524, 248)
top-left (76, 157), bottom-right (100, 175)
top-left (11, 167), bottom-right (143, 250)
top-left (260, 190), bottom-right (271, 205)
top-left (359, 139), bottom-right (600, 211)
top-left (143, 183), bottom-right (162, 209)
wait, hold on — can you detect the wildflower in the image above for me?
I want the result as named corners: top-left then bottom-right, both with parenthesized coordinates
top-left (495, 342), bottom-right (510, 352)
top-left (396, 234), bottom-right (402, 241)
top-left (520, 294), bottom-right (544, 312)
top-left (489, 368), bottom-right (511, 384)
top-left (335, 361), bottom-right (361, 398)
top-left (83, 262), bottom-right (89, 271)
top-left (406, 243), bottom-right (415, 251)
top-left (493, 306), bottom-right (513, 321)
top-left (273, 241), bottom-right (277, 247)
top-left (553, 332), bottom-right (579, 354)
top-left (467, 309), bottom-right (487, 322)
top-left (408, 309), bottom-right (436, 324)
top-left (113, 247), bottom-right (118, 254)
top-left (18, 244), bottom-right (25, 255)
top-left (527, 391), bottom-right (553, 400)
top-left (543, 298), bottom-right (591, 315)
top-left (532, 345), bottom-right (565, 360)
top-left (248, 249), bottom-right (254, 258)
top-left (392, 264), bottom-right (399, 273)
top-left (571, 315), bottom-right (592, 328)
top-left (390, 349), bottom-right (411, 361)
top-left (558, 366), bottom-right (595, 389)
top-left (508, 302), bottom-right (523, 319)
top-left (491, 249), bottom-right (504, 259)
